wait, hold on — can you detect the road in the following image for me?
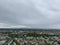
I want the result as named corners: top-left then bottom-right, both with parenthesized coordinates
top-left (4, 40), bottom-right (13, 45)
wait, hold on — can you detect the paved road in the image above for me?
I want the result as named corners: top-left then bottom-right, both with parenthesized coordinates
top-left (8, 40), bottom-right (13, 45)
top-left (4, 40), bottom-right (13, 45)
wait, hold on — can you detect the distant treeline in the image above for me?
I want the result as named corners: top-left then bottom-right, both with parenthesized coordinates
top-left (0, 28), bottom-right (60, 32)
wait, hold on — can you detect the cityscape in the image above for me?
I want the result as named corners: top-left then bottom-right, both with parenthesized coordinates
top-left (0, 29), bottom-right (60, 45)
top-left (0, 0), bottom-right (60, 45)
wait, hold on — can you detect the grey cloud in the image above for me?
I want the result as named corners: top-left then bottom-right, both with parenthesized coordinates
top-left (0, 0), bottom-right (60, 28)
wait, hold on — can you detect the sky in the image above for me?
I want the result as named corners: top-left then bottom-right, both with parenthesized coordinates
top-left (0, 0), bottom-right (60, 29)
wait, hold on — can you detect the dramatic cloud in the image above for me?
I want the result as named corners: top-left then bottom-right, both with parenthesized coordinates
top-left (0, 0), bottom-right (60, 28)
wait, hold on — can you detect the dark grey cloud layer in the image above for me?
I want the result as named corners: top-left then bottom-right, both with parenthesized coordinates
top-left (0, 0), bottom-right (60, 28)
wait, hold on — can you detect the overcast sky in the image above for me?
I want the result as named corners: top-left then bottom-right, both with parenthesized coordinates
top-left (0, 0), bottom-right (60, 29)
